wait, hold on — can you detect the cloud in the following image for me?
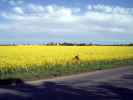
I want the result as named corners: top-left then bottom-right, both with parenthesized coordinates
top-left (13, 7), bottom-right (24, 14)
top-left (87, 5), bottom-right (133, 14)
top-left (27, 4), bottom-right (45, 12)
top-left (2, 0), bottom-right (24, 6)
top-left (0, 4), bottom-right (133, 40)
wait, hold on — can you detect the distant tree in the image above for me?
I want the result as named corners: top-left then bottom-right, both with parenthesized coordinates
top-left (128, 43), bottom-right (133, 46)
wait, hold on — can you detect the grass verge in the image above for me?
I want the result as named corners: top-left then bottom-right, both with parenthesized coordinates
top-left (0, 58), bottom-right (133, 81)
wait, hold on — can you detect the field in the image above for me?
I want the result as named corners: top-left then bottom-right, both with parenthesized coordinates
top-left (0, 46), bottom-right (133, 80)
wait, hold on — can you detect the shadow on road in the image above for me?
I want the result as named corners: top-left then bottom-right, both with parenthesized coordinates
top-left (0, 76), bottom-right (133, 100)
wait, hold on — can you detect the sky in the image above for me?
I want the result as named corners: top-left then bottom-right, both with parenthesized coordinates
top-left (0, 0), bottom-right (133, 44)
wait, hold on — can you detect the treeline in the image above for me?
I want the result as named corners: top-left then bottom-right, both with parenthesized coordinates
top-left (46, 42), bottom-right (133, 46)
top-left (0, 42), bottom-right (133, 46)
top-left (46, 42), bottom-right (93, 46)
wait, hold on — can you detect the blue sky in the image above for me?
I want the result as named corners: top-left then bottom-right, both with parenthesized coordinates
top-left (0, 0), bottom-right (133, 44)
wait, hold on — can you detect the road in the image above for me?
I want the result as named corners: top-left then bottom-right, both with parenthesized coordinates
top-left (0, 66), bottom-right (133, 100)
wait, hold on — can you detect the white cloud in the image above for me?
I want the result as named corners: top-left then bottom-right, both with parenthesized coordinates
top-left (13, 7), bottom-right (24, 14)
top-left (87, 5), bottom-right (93, 10)
top-left (87, 4), bottom-right (133, 14)
top-left (46, 5), bottom-right (54, 14)
top-left (9, 0), bottom-right (17, 6)
top-left (0, 4), bottom-right (133, 36)
top-left (28, 4), bottom-right (45, 12)
top-left (2, 0), bottom-right (24, 6)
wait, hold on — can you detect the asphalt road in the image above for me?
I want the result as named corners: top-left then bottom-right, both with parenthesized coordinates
top-left (0, 66), bottom-right (133, 100)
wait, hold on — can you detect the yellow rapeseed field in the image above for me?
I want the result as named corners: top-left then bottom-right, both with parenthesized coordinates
top-left (0, 46), bottom-right (133, 68)
top-left (0, 46), bottom-right (133, 79)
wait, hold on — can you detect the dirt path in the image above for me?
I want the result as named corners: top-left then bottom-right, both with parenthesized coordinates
top-left (0, 66), bottom-right (133, 100)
